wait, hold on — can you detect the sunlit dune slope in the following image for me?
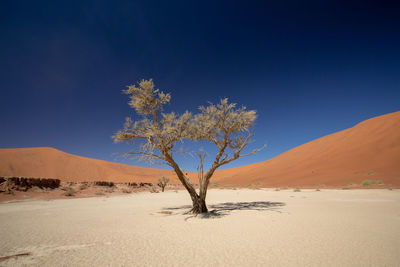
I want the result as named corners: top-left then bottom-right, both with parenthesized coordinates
top-left (213, 111), bottom-right (400, 186)
top-left (0, 147), bottom-right (179, 183)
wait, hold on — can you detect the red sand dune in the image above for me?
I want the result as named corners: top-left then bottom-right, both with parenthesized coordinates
top-left (214, 111), bottom-right (400, 186)
top-left (0, 147), bottom-right (179, 183)
top-left (0, 111), bottom-right (399, 187)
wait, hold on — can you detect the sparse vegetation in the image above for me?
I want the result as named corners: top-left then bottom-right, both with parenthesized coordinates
top-left (361, 180), bottom-right (383, 186)
top-left (1, 177), bottom-right (60, 191)
top-left (294, 188), bottom-right (301, 192)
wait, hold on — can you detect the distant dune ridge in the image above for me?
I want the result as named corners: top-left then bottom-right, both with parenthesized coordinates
top-left (0, 147), bottom-right (178, 183)
top-left (0, 111), bottom-right (399, 186)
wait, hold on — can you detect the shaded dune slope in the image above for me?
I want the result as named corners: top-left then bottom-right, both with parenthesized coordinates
top-left (0, 111), bottom-right (399, 186)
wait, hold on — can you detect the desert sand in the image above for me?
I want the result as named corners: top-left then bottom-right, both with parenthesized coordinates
top-left (1, 111), bottom-right (399, 187)
top-left (1, 189), bottom-right (399, 266)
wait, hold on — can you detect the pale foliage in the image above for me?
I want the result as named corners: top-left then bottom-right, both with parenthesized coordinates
top-left (190, 98), bottom-right (261, 168)
top-left (113, 79), bottom-right (192, 164)
top-left (124, 79), bottom-right (171, 115)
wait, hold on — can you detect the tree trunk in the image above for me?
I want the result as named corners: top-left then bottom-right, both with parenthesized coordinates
top-left (165, 156), bottom-right (208, 214)
top-left (164, 153), bottom-right (215, 214)
top-left (191, 194), bottom-right (208, 214)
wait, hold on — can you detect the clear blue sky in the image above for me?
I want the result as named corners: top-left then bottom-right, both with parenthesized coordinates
top-left (1, 0), bottom-right (399, 171)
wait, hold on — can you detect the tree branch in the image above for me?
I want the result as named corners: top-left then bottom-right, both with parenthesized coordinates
top-left (219, 144), bottom-right (266, 166)
top-left (123, 151), bottom-right (166, 161)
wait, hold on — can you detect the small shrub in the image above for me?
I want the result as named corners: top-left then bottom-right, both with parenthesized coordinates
top-left (64, 187), bottom-right (75, 196)
top-left (293, 188), bottom-right (301, 192)
top-left (150, 187), bottom-right (159, 193)
top-left (211, 182), bottom-right (219, 187)
top-left (274, 188), bottom-right (280, 191)
top-left (79, 184), bottom-right (88, 190)
top-left (315, 188), bottom-right (320, 191)
top-left (95, 191), bottom-right (105, 195)
top-left (95, 181), bottom-right (114, 187)
top-left (122, 188), bottom-right (132, 194)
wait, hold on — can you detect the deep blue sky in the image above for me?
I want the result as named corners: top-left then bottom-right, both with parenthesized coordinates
top-left (1, 0), bottom-right (399, 171)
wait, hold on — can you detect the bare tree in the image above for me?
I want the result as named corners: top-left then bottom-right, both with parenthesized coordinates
top-left (157, 176), bottom-right (170, 192)
top-left (113, 79), bottom-right (263, 214)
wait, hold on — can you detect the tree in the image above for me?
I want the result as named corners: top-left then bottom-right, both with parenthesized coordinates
top-left (113, 79), bottom-right (263, 214)
top-left (157, 176), bottom-right (169, 192)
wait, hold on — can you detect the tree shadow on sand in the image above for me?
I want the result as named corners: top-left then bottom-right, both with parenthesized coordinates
top-left (160, 201), bottom-right (285, 220)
